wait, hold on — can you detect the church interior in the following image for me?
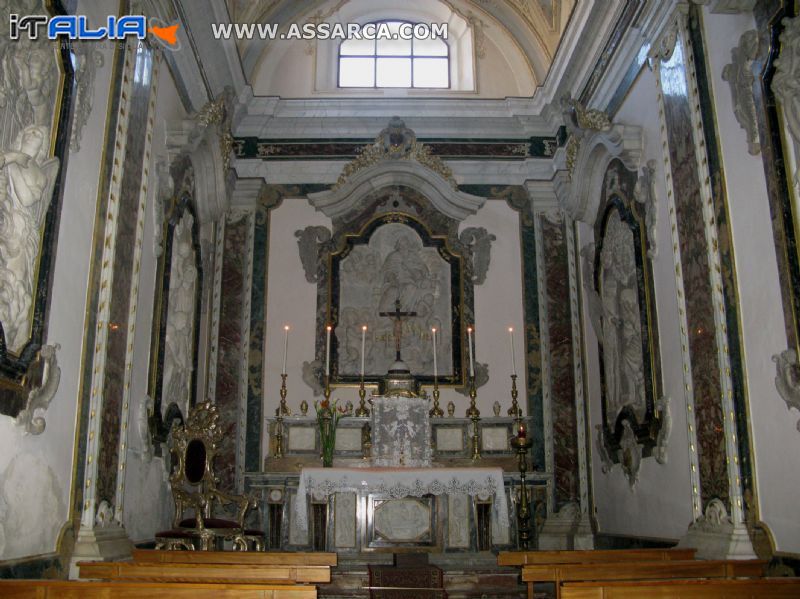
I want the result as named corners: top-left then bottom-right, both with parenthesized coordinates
top-left (2, 0), bottom-right (800, 597)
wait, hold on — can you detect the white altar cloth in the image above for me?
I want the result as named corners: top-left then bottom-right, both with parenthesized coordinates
top-left (294, 467), bottom-right (509, 539)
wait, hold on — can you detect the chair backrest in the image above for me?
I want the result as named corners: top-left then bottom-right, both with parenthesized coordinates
top-left (169, 401), bottom-right (222, 493)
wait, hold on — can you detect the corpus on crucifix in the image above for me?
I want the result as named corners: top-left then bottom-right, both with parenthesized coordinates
top-left (379, 298), bottom-right (417, 364)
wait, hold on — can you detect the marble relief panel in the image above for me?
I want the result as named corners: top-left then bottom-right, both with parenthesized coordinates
top-left (660, 37), bottom-right (728, 509)
top-left (542, 216), bottom-right (578, 507)
top-left (214, 214), bottom-right (249, 492)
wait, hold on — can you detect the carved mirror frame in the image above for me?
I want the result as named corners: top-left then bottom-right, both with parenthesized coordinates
top-left (148, 195), bottom-right (203, 445)
top-left (0, 0), bottom-right (74, 417)
top-left (593, 159), bottom-right (662, 458)
top-left (326, 212), bottom-right (467, 388)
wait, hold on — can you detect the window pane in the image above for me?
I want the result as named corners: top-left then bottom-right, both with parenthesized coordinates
top-left (376, 58), bottom-right (411, 87)
top-left (414, 37), bottom-right (448, 57)
top-left (339, 57), bottom-right (375, 87)
top-left (413, 58), bottom-right (448, 88)
top-left (376, 21), bottom-right (411, 56)
top-left (340, 37), bottom-right (374, 56)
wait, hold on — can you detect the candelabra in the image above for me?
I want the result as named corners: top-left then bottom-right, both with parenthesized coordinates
top-left (355, 376), bottom-right (369, 417)
top-left (274, 407), bottom-right (284, 459)
top-left (429, 377), bottom-right (443, 418)
top-left (323, 374), bottom-right (331, 403)
top-left (466, 375), bottom-right (481, 460)
top-left (510, 431), bottom-right (533, 549)
top-left (507, 374), bottom-right (521, 418)
top-left (279, 373), bottom-right (290, 416)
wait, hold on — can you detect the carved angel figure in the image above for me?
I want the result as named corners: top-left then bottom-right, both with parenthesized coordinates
top-left (772, 348), bottom-right (800, 431)
top-left (0, 125), bottom-right (59, 352)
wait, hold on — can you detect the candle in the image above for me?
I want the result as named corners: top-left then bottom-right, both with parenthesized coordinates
top-left (518, 423), bottom-right (526, 439)
top-left (325, 325), bottom-right (332, 376)
top-left (282, 325), bottom-right (289, 375)
top-left (509, 327), bottom-right (516, 377)
top-left (361, 325), bottom-right (367, 377)
top-left (432, 327), bottom-right (438, 379)
top-left (467, 326), bottom-right (474, 378)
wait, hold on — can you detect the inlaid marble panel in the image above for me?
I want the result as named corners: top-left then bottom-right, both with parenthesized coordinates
top-left (482, 427), bottom-right (510, 451)
top-left (288, 425), bottom-right (316, 451)
top-left (436, 427), bottom-right (464, 452)
top-left (334, 427), bottom-right (362, 451)
top-left (660, 37), bottom-right (728, 509)
top-left (447, 494), bottom-right (470, 548)
top-left (334, 492), bottom-right (357, 548)
top-left (374, 498), bottom-right (431, 542)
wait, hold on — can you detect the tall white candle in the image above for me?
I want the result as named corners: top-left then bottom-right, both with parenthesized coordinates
top-left (282, 325), bottom-right (289, 375)
top-left (361, 325), bottom-right (367, 377)
top-left (432, 327), bottom-right (438, 379)
top-left (509, 327), bottom-right (516, 377)
top-left (325, 325), bottom-right (332, 376)
top-left (467, 327), bottom-right (474, 377)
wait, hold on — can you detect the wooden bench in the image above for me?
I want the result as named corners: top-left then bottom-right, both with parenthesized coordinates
top-left (132, 549), bottom-right (337, 567)
top-left (522, 559), bottom-right (765, 599)
top-left (498, 547), bottom-right (697, 566)
top-left (78, 560), bottom-right (332, 584)
top-left (0, 580), bottom-right (317, 598)
top-left (560, 577), bottom-right (800, 598)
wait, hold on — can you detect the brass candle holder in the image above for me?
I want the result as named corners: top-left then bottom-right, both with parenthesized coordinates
top-left (355, 376), bottom-right (369, 417)
top-left (429, 377), bottom-right (443, 418)
top-left (507, 374), bottom-right (521, 418)
top-left (274, 407), bottom-right (284, 459)
top-left (279, 373), bottom-right (290, 416)
top-left (510, 432), bottom-right (533, 549)
top-left (466, 375), bottom-right (481, 460)
top-left (323, 374), bottom-right (331, 402)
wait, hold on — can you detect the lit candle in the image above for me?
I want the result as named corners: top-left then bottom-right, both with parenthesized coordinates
top-left (432, 327), bottom-right (438, 380)
top-left (509, 327), bottom-right (516, 377)
top-left (282, 325), bottom-right (290, 375)
top-left (518, 422), bottom-right (526, 439)
top-left (467, 326), bottom-right (474, 378)
top-left (361, 325), bottom-right (367, 377)
top-left (325, 325), bottom-right (332, 377)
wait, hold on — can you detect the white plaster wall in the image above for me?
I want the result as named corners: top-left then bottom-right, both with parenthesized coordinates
top-left (701, 9), bottom-right (800, 554)
top-left (581, 65), bottom-right (694, 541)
top-left (0, 0), bottom-right (116, 561)
top-left (263, 198), bottom-right (332, 432)
top-left (121, 56), bottom-right (188, 544)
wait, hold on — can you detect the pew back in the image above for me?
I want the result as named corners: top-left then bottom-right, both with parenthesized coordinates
top-left (0, 580), bottom-right (317, 598)
top-left (498, 547), bottom-right (696, 566)
top-left (560, 577), bottom-right (800, 598)
top-left (132, 549), bottom-right (337, 566)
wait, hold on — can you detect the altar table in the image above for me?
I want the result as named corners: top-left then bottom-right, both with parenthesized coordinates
top-left (294, 466), bottom-right (510, 539)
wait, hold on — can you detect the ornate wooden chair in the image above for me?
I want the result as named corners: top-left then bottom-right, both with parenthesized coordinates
top-left (155, 401), bottom-right (264, 550)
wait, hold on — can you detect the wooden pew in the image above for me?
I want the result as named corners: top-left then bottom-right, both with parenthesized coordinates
top-left (522, 559), bottom-right (765, 599)
top-left (132, 549), bottom-right (337, 567)
top-left (0, 580), bottom-right (317, 598)
top-left (79, 560), bottom-right (332, 584)
top-left (560, 577), bottom-right (800, 598)
top-left (498, 547), bottom-right (697, 566)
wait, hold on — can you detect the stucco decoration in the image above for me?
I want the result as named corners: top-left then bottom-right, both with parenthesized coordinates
top-left (14, 343), bottom-right (60, 435)
top-left (634, 160), bottom-right (659, 258)
top-left (773, 15), bottom-right (800, 195)
top-left (654, 395), bottom-right (672, 464)
top-left (295, 225), bottom-right (332, 284)
top-left (309, 118), bottom-right (485, 222)
top-left (618, 419), bottom-right (641, 488)
top-left (459, 227), bottom-right (496, 285)
top-left (580, 242), bottom-right (603, 338)
top-left (772, 348), bottom-right (800, 431)
top-left (302, 359), bottom-right (324, 397)
top-left (594, 424), bottom-right (614, 474)
top-left (722, 30), bottom-right (760, 156)
top-left (0, 452), bottom-right (64, 559)
top-left (69, 41), bottom-right (104, 153)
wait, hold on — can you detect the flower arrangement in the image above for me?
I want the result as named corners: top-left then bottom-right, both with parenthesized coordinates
top-left (314, 398), bottom-right (347, 467)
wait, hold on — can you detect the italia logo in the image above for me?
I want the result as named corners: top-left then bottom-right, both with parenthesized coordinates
top-left (9, 14), bottom-right (181, 49)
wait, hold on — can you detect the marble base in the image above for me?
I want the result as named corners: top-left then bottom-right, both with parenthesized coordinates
top-left (537, 503), bottom-right (594, 550)
top-left (678, 521), bottom-right (756, 560)
top-left (68, 525), bottom-right (133, 579)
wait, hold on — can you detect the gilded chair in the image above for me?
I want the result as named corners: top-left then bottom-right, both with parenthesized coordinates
top-left (155, 401), bottom-right (264, 550)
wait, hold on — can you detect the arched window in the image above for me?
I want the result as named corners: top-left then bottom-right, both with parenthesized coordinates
top-left (338, 20), bottom-right (449, 88)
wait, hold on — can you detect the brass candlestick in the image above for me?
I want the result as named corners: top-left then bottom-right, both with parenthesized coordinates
top-left (274, 407), bottom-right (284, 459)
top-left (323, 374), bottom-right (331, 402)
top-left (429, 377), bottom-right (443, 418)
top-left (279, 373), bottom-right (290, 416)
top-left (466, 375), bottom-right (481, 460)
top-left (355, 377), bottom-right (369, 417)
top-left (511, 434), bottom-right (533, 549)
top-left (508, 374), bottom-right (521, 418)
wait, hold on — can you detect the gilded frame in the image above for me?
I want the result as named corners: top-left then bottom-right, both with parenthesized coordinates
top-left (148, 195), bottom-right (203, 445)
top-left (0, 0), bottom-right (74, 416)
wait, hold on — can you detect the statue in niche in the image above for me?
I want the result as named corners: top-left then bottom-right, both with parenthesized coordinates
top-left (599, 211), bottom-right (646, 428)
top-left (0, 14), bottom-right (59, 354)
top-left (162, 213), bottom-right (198, 419)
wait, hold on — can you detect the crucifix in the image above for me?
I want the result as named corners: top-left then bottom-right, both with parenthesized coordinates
top-left (379, 299), bottom-right (417, 362)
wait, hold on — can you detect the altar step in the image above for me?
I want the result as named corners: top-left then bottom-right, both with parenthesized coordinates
top-left (319, 553), bottom-right (534, 599)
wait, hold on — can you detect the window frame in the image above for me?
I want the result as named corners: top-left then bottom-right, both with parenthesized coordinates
top-left (337, 19), bottom-right (451, 89)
